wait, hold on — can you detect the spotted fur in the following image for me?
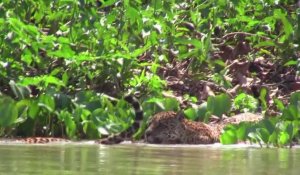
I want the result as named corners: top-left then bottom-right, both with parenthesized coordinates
top-left (14, 137), bottom-right (70, 144)
top-left (145, 112), bottom-right (262, 144)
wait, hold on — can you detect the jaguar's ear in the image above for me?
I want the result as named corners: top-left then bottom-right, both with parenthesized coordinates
top-left (176, 111), bottom-right (185, 121)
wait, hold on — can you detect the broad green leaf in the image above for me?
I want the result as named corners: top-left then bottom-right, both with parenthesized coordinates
top-left (162, 98), bottom-right (179, 111)
top-left (278, 131), bottom-right (290, 146)
top-left (292, 121), bottom-right (300, 136)
top-left (262, 119), bottom-right (275, 134)
top-left (86, 100), bottom-right (102, 112)
top-left (282, 105), bottom-right (299, 120)
top-left (16, 99), bottom-right (31, 119)
top-left (24, 24), bottom-right (39, 37)
top-left (43, 75), bottom-right (65, 87)
top-left (233, 93), bottom-right (258, 112)
top-left (274, 99), bottom-right (285, 112)
top-left (269, 132), bottom-right (278, 145)
top-left (255, 41), bottom-right (276, 47)
top-left (284, 60), bottom-right (298, 66)
top-left (48, 45), bottom-right (75, 59)
top-left (82, 121), bottom-right (99, 138)
top-left (38, 94), bottom-right (55, 112)
top-left (28, 101), bottom-right (40, 119)
top-left (19, 75), bottom-right (65, 87)
top-left (8, 18), bottom-right (24, 35)
top-left (236, 123), bottom-right (247, 140)
top-left (214, 59), bottom-right (226, 67)
top-left (207, 93), bottom-right (231, 117)
top-left (220, 129), bottom-right (237, 144)
top-left (19, 76), bottom-right (42, 86)
top-left (152, 0), bottom-right (163, 10)
top-left (41, 35), bottom-right (56, 44)
top-left (126, 6), bottom-right (140, 25)
top-left (59, 111), bottom-right (76, 137)
top-left (197, 102), bottom-right (208, 121)
top-left (248, 132), bottom-right (260, 143)
top-left (174, 38), bottom-right (202, 48)
top-left (285, 122), bottom-right (294, 138)
top-left (184, 108), bottom-right (197, 120)
top-left (62, 72), bottom-right (69, 85)
top-left (290, 92), bottom-right (300, 107)
top-left (256, 128), bottom-right (270, 144)
top-left (273, 9), bottom-right (293, 41)
top-left (0, 96), bottom-right (18, 127)
top-left (54, 93), bottom-right (72, 110)
top-left (21, 49), bottom-right (33, 66)
top-left (100, 0), bottom-right (117, 7)
top-left (259, 87), bottom-right (268, 111)
top-left (9, 80), bottom-right (31, 99)
top-left (73, 107), bottom-right (91, 122)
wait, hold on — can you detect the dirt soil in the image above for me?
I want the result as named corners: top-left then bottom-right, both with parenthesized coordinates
top-left (142, 33), bottom-right (300, 116)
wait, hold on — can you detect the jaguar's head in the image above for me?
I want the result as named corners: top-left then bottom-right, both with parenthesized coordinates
top-left (144, 111), bottom-right (186, 144)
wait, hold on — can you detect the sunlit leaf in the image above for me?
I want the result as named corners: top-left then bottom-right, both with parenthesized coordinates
top-left (256, 128), bottom-right (270, 144)
top-left (236, 123), bottom-right (247, 140)
top-left (59, 110), bottom-right (76, 137)
top-left (207, 93), bottom-right (231, 117)
top-left (38, 94), bottom-right (55, 112)
top-left (284, 60), bottom-right (298, 66)
top-left (278, 131), bottom-right (290, 146)
top-left (274, 99), bottom-right (285, 112)
top-left (220, 129), bottom-right (237, 144)
top-left (28, 101), bottom-right (40, 119)
top-left (19, 75), bottom-right (65, 87)
top-left (259, 87), bottom-right (268, 111)
top-left (184, 108), bottom-right (197, 120)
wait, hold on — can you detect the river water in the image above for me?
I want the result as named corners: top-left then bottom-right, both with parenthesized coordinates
top-left (0, 143), bottom-right (299, 175)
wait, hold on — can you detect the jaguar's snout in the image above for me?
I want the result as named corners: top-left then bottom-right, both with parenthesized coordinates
top-left (144, 128), bottom-right (162, 143)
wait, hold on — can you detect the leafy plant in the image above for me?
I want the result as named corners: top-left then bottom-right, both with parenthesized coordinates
top-left (221, 92), bottom-right (300, 147)
top-left (207, 93), bottom-right (231, 117)
top-left (0, 0), bottom-right (299, 147)
top-left (233, 93), bottom-right (258, 113)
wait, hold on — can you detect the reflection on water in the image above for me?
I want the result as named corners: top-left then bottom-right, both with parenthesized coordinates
top-left (0, 143), bottom-right (299, 175)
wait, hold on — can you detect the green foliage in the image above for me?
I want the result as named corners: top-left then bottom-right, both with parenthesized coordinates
top-left (220, 125), bottom-right (238, 145)
top-left (0, 90), bottom-right (139, 139)
top-left (221, 92), bottom-right (300, 148)
top-left (0, 0), bottom-right (299, 147)
top-left (143, 97), bottom-right (180, 117)
top-left (207, 94), bottom-right (231, 117)
top-left (0, 96), bottom-right (18, 127)
top-left (183, 102), bottom-right (210, 121)
top-left (182, 93), bottom-right (231, 122)
top-left (233, 93), bottom-right (258, 113)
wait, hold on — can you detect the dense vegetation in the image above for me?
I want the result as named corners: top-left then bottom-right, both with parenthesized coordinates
top-left (0, 0), bottom-right (299, 147)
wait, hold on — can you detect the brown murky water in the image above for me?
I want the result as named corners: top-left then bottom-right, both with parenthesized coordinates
top-left (0, 143), bottom-right (299, 175)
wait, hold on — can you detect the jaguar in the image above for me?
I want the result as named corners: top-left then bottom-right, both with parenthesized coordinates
top-left (4, 96), bottom-right (261, 145)
top-left (1, 137), bottom-right (70, 144)
top-left (99, 95), bottom-right (263, 144)
top-left (144, 111), bottom-right (263, 144)
top-left (144, 111), bottom-right (219, 144)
